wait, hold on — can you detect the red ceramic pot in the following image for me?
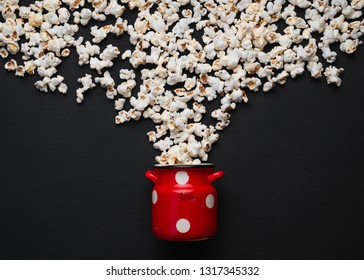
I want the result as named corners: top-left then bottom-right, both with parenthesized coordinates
top-left (145, 164), bottom-right (224, 241)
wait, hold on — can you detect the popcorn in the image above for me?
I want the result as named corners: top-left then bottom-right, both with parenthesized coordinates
top-left (100, 44), bottom-right (120, 61)
top-left (117, 79), bottom-right (136, 98)
top-left (340, 39), bottom-right (359, 53)
top-left (58, 82), bottom-right (68, 93)
top-left (34, 75), bottom-right (64, 92)
top-left (121, 49), bottom-right (131, 60)
top-left (61, 48), bottom-right (70, 57)
top-left (7, 41), bottom-right (19, 55)
top-left (115, 111), bottom-right (130, 124)
top-left (351, 0), bottom-right (364, 9)
top-left (90, 25), bottom-right (111, 43)
top-left (1, 0), bottom-right (363, 165)
top-left (244, 77), bottom-right (262, 91)
top-left (76, 41), bottom-right (100, 66)
top-left (231, 89), bottom-right (248, 103)
top-left (324, 66), bottom-right (344, 86)
top-left (95, 71), bottom-right (116, 99)
top-left (28, 12), bottom-right (43, 28)
top-left (119, 69), bottom-right (135, 80)
top-left (321, 46), bottom-right (337, 63)
top-left (37, 66), bottom-right (57, 77)
top-left (76, 74), bottom-right (95, 103)
top-left (58, 8), bottom-right (70, 24)
top-left (4, 58), bottom-right (17, 71)
top-left (114, 98), bottom-right (126, 111)
top-left (79, 8), bottom-right (92, 26)
top-left (0, 47), bottom-right (9, 58)
top-left (129, 49), bottom-right (146, 68)
top-left (105, 0), bottom-right (125, 18)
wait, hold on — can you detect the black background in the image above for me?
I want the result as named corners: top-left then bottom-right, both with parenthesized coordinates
top-left (1, 7), bottom-right (364, 259)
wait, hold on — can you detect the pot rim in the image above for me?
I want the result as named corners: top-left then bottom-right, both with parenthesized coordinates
top-left (154, 163), bottom-right (214, 169)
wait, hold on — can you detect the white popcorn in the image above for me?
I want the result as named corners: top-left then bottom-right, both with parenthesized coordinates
top-left (91, 25), bottom-right (111, 43)
top-left (121, 50), bottom-right (131, 60)
top-left (307, 61), bottom-right (324, 78)
top-left (283, 49), bottom-right (296, 63)
top-left (100, 44), bottom-right (120, 61)
top-left (146, 46), bottom-right (161, 64)
top-left (231, 89), bottom-right (248, 103)
top-left (324, 66), bottom-right (344, 86)
top-left (34, 75), bottom-right (64, 92)
top-left (95, 71), bottom-right (117, 99)
top-left (263, 81), bottom-right (274, 92)
top-left (58, 82), bottom-right (68, 94)
top-left (78, 74), bottom-right (95, 90)
top-left (48, 75), bottom-right (64, 91)
top-left (111, 18), bottom-right (127, 36)
top-left (149, 16), bottom-right (168, 33)
top-left (76, 74), bottom-right (96, 103)
top-left (34, 77), bottom-right (51, 92)
top-left (184, 77), bottom-right (196, 91)
top-left (340, 39), bottom-right (359, 54)
top-left (14, 65), bottom-right (25, 76)
top-left (351, 0), bottom-right (364, 9)
top-left (119, 69), bottom-right (135, 80)
top-left (207, 76), bottom-right (224, 93)
top-left (153, 137), bottom-right (173, 152)
top-left (115, 98), bottom-right (126, 111)
top-left (63, 0), bottom-right (85, 10)
top-left (44, 12), bottom-right (60, 25)
top-left (321, 46), bottom-right (337, 63)
top-left (79, 8), bottom-right (92, 25)
top-left (76, 41), bottom-right (100, 66)
top-left (115, 111), bottom-right (130, 124)
top-left (244, 77), bottom-right (262, 91)
top-left (28, 12), bottom-right (43, 28)
top-left (7, 41), bottom-right (19, 55)
top-left (117, 79), bottom-right (136, 98)
top-left (58, 8), bottom-right (70, 23)
top-left (0, 48), bottom-right (9, 59)
top-left (5, 59), bottom-right (17, 71)
top-left (1, 0), bottom-right (363, 165)
top-left (105, 0), bottom-right (125, 18)
top-left (90, 57), bottom-right (112, 73)
top-left (37, 66), bottom-right (57, 78)
top-left (273, 71), bottom-right (290, 85)
top-left (129, 49), bottom-right (146, 68)
top-left (47, 38), bottom-right (67, 56)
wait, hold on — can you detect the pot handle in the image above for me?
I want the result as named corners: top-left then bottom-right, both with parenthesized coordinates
top-left (145, 170), bottom-right (158, 183)
top-left (208, 171), bottom-right (224, 183)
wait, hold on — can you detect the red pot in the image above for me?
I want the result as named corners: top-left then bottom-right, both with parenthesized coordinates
top-left (145, 164), bottom-right (224, 241)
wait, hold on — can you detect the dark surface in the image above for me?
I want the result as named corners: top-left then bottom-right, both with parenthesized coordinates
top-left (1, 12), bottom-right (364, 260)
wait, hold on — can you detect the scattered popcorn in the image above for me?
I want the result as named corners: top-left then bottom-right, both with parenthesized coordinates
top-left (0, 0), bottom-right (363, 164)
top-left (121, 50), bottom-right (131, 60)
top-left (114, 98), bottom-right (125, 111)
top-left (4, 59), bottom-right (17, 71)
top-left (58, 82), bottom-right (68, 94)
top-left (0, 48), bottom-right (9, 58)
top-left (324, 66), bottom-right (344, 86)
top-left (95, 71), bottom-right (116, 99)
top-left (76, 74), bottom-right (95, 103)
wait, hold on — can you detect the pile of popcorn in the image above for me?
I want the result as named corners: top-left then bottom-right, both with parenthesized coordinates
top-left (1, 0), bottom-right (363, 164)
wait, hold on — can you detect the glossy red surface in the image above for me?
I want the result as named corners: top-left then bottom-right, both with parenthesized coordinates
top-left (146, 166), bottom-right (224, 241)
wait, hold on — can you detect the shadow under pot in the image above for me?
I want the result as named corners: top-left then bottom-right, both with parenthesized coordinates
top-left (145, 163), bottom-right (224, 241)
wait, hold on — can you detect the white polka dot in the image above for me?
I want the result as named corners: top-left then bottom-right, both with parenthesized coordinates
top-left (205, 194), bottom-right (214, 208)
top-left (175, 171), bottom-right (189, 184)
top-left (176, 218), bottom-right (190, 233)
top-left (152, 190), bottom-right (158, 204)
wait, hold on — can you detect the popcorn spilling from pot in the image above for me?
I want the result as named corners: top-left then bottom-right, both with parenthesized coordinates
top-left (1, 0), bottom-right (363, 164)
